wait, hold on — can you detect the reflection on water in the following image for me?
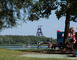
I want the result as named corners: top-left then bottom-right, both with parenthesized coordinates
top-left (0, 46), bottom-right (48, 50)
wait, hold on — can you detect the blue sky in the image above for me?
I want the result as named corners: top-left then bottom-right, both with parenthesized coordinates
top-left (1, 11), bottom-right (77, 39)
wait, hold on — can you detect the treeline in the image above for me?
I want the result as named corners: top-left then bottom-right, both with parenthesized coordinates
top-left (0, 35), bottom-right (57, 45)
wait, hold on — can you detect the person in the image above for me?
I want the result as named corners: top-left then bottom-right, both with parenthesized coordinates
top-left (48, 40), bottom-right (52, 49)
top-left (68, 27), bottom-right (77, 57)
top-left (37, 41), bottom-right (40, 49)
top-left (73, 32), bottom-right (77, 57)
top-left (68, 27), bottom-right (76, 47)
top-left (59, 41), bottom-right (62, 49)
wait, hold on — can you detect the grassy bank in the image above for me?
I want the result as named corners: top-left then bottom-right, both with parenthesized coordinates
top-left (0, 48), bottom-right (71, 60)
top-left (0, 44), bottom-right (37, 46)
top-left (0, 44), bottom-right (49, 46)
top-left (0, 44), bottom-right (24, 46)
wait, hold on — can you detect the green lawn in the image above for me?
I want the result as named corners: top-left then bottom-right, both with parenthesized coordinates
top-left (0, 48), bottom-right (71, 60)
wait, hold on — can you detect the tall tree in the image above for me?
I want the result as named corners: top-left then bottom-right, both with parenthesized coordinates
top-left (56, 0), bottom-right (77, 47)
top-left (28, 0), bottom-right (77, 47)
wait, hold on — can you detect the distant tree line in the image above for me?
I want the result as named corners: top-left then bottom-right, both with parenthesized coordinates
top-left (0, 35), bottom-right (57, 45)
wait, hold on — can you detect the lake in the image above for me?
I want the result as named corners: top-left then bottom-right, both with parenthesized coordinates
top-left (0, 46), bottom-right (49, 50)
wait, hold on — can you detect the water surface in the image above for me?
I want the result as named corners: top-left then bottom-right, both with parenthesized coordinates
top-left (0, 46), bottom-right (48, 49)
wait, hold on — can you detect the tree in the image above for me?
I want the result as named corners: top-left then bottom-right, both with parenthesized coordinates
top-left (56, 0), bottom-right (77, 47)
top-left (28, 0), bottom-right (77, 47)
top-left (0, 0), bottom-right (33, 30)
top-left (0, 0), bottom-right (77, 48)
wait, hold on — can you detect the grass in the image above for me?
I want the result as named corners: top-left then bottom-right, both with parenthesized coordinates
top-left (0, 44), bottom-right (24, 46)
top-left (0, 48), bottom-right (72, 60)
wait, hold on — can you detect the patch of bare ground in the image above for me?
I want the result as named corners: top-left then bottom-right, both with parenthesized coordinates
top-left (25, 49), bottom-right (73, 54)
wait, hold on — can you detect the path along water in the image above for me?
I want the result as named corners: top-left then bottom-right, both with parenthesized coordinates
top-left (21, 54), bottom-right (77, 60)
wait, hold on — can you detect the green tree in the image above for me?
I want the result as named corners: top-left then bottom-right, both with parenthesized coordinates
top-left (0, 0), bottom-right (33, 30)
top-left (56, 0), bottom-right (77, 47)
top-left (28, 0), bottom-right (77, 47)
top-left (0, 38), bottom-right (3, 44)
top-left (0, 35), bottom-right (52, 45)
top-left (0, 0), bottom-right (77, 48)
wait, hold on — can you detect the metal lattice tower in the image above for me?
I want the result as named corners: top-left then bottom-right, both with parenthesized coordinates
top-left (36, 25), bottom-right (43, 36)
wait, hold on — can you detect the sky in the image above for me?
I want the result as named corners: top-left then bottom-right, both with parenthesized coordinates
top-left (1, 11), bottom-right (77, 39)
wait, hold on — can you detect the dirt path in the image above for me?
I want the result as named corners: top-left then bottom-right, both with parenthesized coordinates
top-left (20, 49), bottom-right (77, 59)
top-left (20, 54), bottom-right (77, 59)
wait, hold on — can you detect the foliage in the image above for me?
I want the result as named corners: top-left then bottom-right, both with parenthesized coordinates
top-left (1, 0), bottom-right (77, 47)
top-left (28, 0), bottom-right (57, 20)
top-left (0, 0), bottom-right (33, 30)
top-left (28, 0), bottom-right (77, 22)
top-left (0, 0), bottom-right (58, 30)
top-left (28, 0), bottom-right (77, 46)
top-left (0, 35), bottom-right (56, 45)
top-left (55, 0), bottom-right (77, 21)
